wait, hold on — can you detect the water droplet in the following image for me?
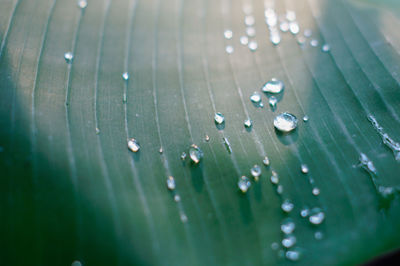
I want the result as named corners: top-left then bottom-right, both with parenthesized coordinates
top-left (64, 52), bottom-right (74, 63)
top-left (286, 10), bottom-right (296, 21)
top-left (276, 185), bottom-right (284, 194)
top-left (280, 21), bottom-right (289, 32)
top-left (71, 261), bottom-right (83, 266)
top-left (166, 176), bottom-right (176, 190)
top-left (368, 115), bottom-right (400, 161)
top-left (300, 208), bottom-right (310, 217)
top-left (297, 36), bottom-right (306, 45)
top-left (322, 44), bottom-right (331, 52)
top-left (127, 138), bottom-right (140, 152)
top-left (259, 102), bottom-right (264, 108)
top-left (225, 45), bottom-right (234, 54)
top-left (270, 34), bottom-right (281, 45)
top-left (174, 194), bottom-right (181, 202)
top-left (246, 27), bottom-right (256, 37)
top-left (77, 0), bottom-right (87, 9)
top-left (244, 15), bottom-right (255, 26)
top-left (282, 235), bottom-right (296, 248)
top-left (303, 115), bottom-right (309, 122)
top-left (281, 219), bottom-right (295, 234)
top-left (122, 72), bottom-right (129, 81)
top-left (95, 127), bottom-right (100, 135)
top-left (238, 175), bottom-right (251, 193)
top-left (301, 164), bottom-right (309, 174)
top-left (214, 112), bottom-right (225, 124)
top-left (205, 135), bottom-right (210, 142)
top-left (244, 119), bottom-right (252, 128)
top-left (262, 78), bottom-right (284, 93)
top-left (271, 242), bottom-right (279, 250)
top-left (289, 22), bottom-right (300, 35)
top-left (250, 92), bottom-right (262, 103)
top-left (159, 147), bottom-right (163, 154)
top-left (251, 164), bottom-right (261, 180)
top-left (270, 170), bottom-right (279, 184)
top-left (359, 153), bottom-right (377, 175)
top-left (309, 209), bottom-right (325, 225)
top-left (189, 144), bottom-right (203, 164)
top-left (266, 15), bottom-right (277, 27)
top-left (286, 249), bottom-right (301, 261)
top-left (274, 113), bottom-right (298, 133)
top-left (180, 213), bottom-right (188, 223)
top-left (269, 96), bottom-right (278, 108)
top-left (240, 36), bottom-right (249, 45)
top-left (310, 39), bottom-right (319, 47)
top-left (312, 187), bottom-right (320, 196)
top-left (224, 29), bottom-right (233, 39)
top-left (248, 40), bottom-right (258, 51)
top-left (304, 29), bottom-right (312, 37)
top-left (315, 231), bottom-right (323, 240)
top-left (223, 137), bottom-right (232, 153)
top-left (263, 156), bottom-right (270, 166)
top-left (281, 199), bottom-right (294, 213)
top-left (181, 152), bottom-right (187, 160)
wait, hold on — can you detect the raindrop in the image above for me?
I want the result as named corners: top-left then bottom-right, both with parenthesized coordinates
top-left (166, 176), bottom-right (176, 190)
top-left (310, 39), bottom-right (319, 47)
top-left (309, 209), bottom-right (325, 225)
top-left (289, 22), bottom-right (300, 35)
top-left (77, 0), bottom-right (87, 9)
top-left (322, 44), bottom-right (331, 52)
top-left (301, 164), bottom-right (309, 174)
top-left (280, 21), bottom-right (289, 32)
top-left (269, 96), bottom-right (278, 108)
top-left (225, 45), bottom-right (234, 54)
top-left (286, 249), bottom-right (301, 261)
top-left (174, 194), bottom-right (181, 202)
top-left (189, 144), bottom-right (203, 164)
top-left (224, 29), bottom-right (233, 39)
top-left (251, 165), bottom-right (261, 180)
top-left (270, 170), bottom-right (279, 184)
top-left (262, 78), bottom-right (284, 93)
top-left (246, 27), bottom-right (256, 37)
top-left (281, 199), bottom-right (294, 213)
top-left (274, 113), bottom-right (298, 133)
top-left (205, 135), bottom-right (210, 142)
top-left (282, 235), bottom-right (296, 248)
top-left (248, 40), bottom-right (258, 51)
top-left (244, 15), bottom-right (255, 26)
top-left (223, 137), bottom-right (232, 153)
top-left (263, 156), bottom-right (270, 166)
top-left (281, 219), bottom-right (295, 234)
top-left (64, 52), bottom-right (74, 63)
top-left (180, 213), bottom-right (188, 223)
top-left (244, 119), bottom-right (252, 128)
top-left (312, 187), bottom-right (320, 196)
top-left (240, 36), bottom-right (249, 45)
top-left (127, 138), bottom-right (140, 152)
top-left (122, 72), bottom-right (129, 81)
top-left (238, 175), bottom-right (251, 193)
top-left (250, 92), bottom-right (262, 103)
top-left (303, 115), bottom-right (309, 122)
top-left (214, 112), bottom-right (225, 124)
top-left (315, 231), bottom-right (323, 240)
top-left (181, 152), bottom-right (187, 160)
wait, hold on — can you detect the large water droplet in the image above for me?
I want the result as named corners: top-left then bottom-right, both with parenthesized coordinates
top-left (282, 235), bottom-right (296, 248)
top-left (262, 78), bottom-right (284, 93)
top-left (250, 92), bottom-right (262, 103)
top-left (64, 52), bottom-right (74, 63)
top-left (281, 199), bottom-right (294, 213)
top-left (309, 209), bottom-right (325, 225)
top-left (189, 144), bottom-right (203, 164)
top-left (251, 165), bottom-right (261, 181)
top-left (244, 119), bottom-right (252, 128)
top-left (127, 138), bottom-right (140, 152)
top-left (281, 218), bottom-right (295, 234)
top-left (238, 176), bottom-right (251, 193)
top-left (274, 113), bottom-right (298, 133)
top-left (224, 29), bottom-right (233, 39)
top-left (214, 112), bottom-right (225, 124)
top-left (122, 72), bottom-right (129, 81)
top-left (166, 176), bottom-right (176, 190)
top-left (77, 0), bottom-right (87, 9)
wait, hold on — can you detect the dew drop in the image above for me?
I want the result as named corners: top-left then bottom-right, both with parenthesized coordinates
top-left (310, 39), bottom-right (319, 47)
top-left (64, 52), bottom-right (74, 63)
top-left (315, 231), bottom-right (323, 240)
top-left (262, 78), bottom-right (284, 93)
top-left (270, 170), bottom-right (279, 184)
top-left (312, 187), bottom-right (320, 196)
top-left (166, 176), bottom-right (176, 190)
top-left (225, 45), bottom-right (234, 54)
top-left (127, 138), bottom-right (140, 152)
top-left (281, 199), bottom-right (294, 213)
top-left (248, 40), bottom-right (258, 51)
top-left (159, 147), bottom-right (163, 154)
top-left (263, 156), bottom-right (270, 166)
top-left (122, 72), bottom-right (129, 81)
top-left (322, 44), bottom-right (331, 52)
top-left (282, 235), bottom-right (296, 248)
top-left (270, 34), bottom-right (281, 45)
top-left (309, 209), bottom-right (325, 225)
top-left (301, 164), bottom-right (309, 174)
top-left (240, 36), bottom-right (249, 45)
top-left (181, 152), bottom-right (187, 160)
top-left (281, 219), bottom-right (295, 234)
top-left (244, 119), bottom-right (252, 128)
top-left (300, 208), bottom-right (310, 218)
top-left (244, 15), bottom-right (255, 26)
top-left (269, 96), bottom-right (278, 108)
top-left (77, 0), bottom-right (87, 9)
top-left (251, 164), bottom-right (261, 180)
top-left (286, 249), bottom-right (301, 261)
top-left (214, 112), bottom-right (225, 124)
top-left (224, 29), bottom-right (233, 39)
top-left (238, 175), bottom-right (251, 193)
top-left (189, 144), bottom-right (203, 164)
top-left (246, 27), bottom-right (256, 37)
top-left (303, 115), bottom-right (309, 122)
top-left (250, 92), bottom-right (262, 103)
top-left (274, 113), bottom-right (298, 133)
top-left (289, 22), bottom-right (300, 35)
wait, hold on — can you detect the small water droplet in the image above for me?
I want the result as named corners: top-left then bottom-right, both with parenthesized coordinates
top-left (159, 147), bottom-right (163, 154)
top-left (312, 187), bottom-right (320, 196)
top-left (281, 218), bottom-right (295, 234)
top-left (262, 78), bottom-right (284, 93)
top-left (127, 138), bottom-right (140, 152)
top-left (250, 92), bottom-right (262, 103)
top-left (310, 39), bottom-right (319, 47)
top-left (248, 40), bottom-right (258, 51)
top-left (205, 135), bottom-right (210, 142)
top-left (269, 96), bottom-right (278, 108)
top-left (95, 127), bottom-right (100, 135)
top-left (274, 113), bottom-right (298, 133)
top-left (289, 22), bottom-right (300, 35)
top-left (309, 209), bottom-right (325, 225)
top-left (300, 208), bottom-right (310, 218)
top-left (251, 164), bottom-right (261, 180)
top-left (286, 249), bottom-right (301, 261)
top-left (270, 34), bottom-right (281, 45)
top-left (301, 164), bottom-right (309, 174)
top-left (214, 112), bottom-right (225, 124)
top-left (359, 153), bottom-right (377, 175)
top-left (244, 119), bottom-right (252, 128)
top-left (315, 231), bottom-right (323, 240)
top-left (286, 10), bottom-right (296, 21)
top-left (271, 242), bottom-right (279, 250)
top-left (122, 72), bottom-right (129, 81)
top-left (246, 27), bottom-right (256, 37)
top-left (280, 21), bottom-right (289, 32)
top-left (71, 261), bottom-right (83, 266)
top-left (223, 137), bottom-right (232, 153)
top-left (240, 36), bottom-right (249, 45)
top-left (282, 235), bottom-right (296, 248)
top-left (166, 176), bottom-right (176, 190)
top-left (322, 44), bottom-right (331, 52)
top-left (281, 199), bottom-right (294, 213)
top-left (303, 115), bottom-right (309, 122)
top-left (263, 156), bottom-right (270, 166)
top-left (189, 144), bottom-right (203, 164)
top-left (238, 175), bottom-right (251, 193)
top-left (225, 45), bottom-right (234, 54)
top-left (259, 102), bottom-right (264, 108)
top-left (304, 29), bottom-right (312, 37)
top-left (266, 15), bottom-right (277, 27)
top-left (244, 15), bottom-right (255, 26)
top-left (77, 0), bottom-right (87, 9)
top-left (181, 152), bottom-right (187, 160)
top-left (174, 194), bottom-right (181, 202)
top-left (64, 52), bottom-right (74, 63)
top-left (270, 170), bottom-right (279, 184)
top-left (180, 213), bottom-right (188, 223)
top-left (277, 185), bottom-right (284, 194)
top-left (224, 29), bottom-right (233, 39)
top-left (297, 36), bottom-right (306, 45)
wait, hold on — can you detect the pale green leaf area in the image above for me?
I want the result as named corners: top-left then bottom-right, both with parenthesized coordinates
top-left (1, 0), bottom-right (400, 265)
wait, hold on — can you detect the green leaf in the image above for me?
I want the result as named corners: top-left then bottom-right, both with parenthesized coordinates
top-left (1, 0), bottom-right (400, 265)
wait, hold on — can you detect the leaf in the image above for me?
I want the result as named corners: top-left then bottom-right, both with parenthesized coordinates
top-left (1, 0), bottom-right (400, 265)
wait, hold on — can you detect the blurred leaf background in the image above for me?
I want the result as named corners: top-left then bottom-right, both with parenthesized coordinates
top-left (1, 0), bottom-right (400, 265)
